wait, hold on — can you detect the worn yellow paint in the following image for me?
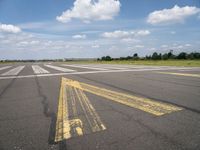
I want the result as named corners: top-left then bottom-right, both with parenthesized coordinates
top-left (63, 78), bottom-right (182, 116)
top-left (74, 87), bottom-right (106, 132)
top-left (69, 119), bottom-right (83, 136)
top-left (55, 78), bottom-right (71, 142)
top-left (157, 72), bottom-right (200, 78)
top-left (55, 77), bottom-right (106, 142)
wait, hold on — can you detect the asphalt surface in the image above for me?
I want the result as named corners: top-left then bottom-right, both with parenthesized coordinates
top-left (0, 63), bottom-right (200, 150)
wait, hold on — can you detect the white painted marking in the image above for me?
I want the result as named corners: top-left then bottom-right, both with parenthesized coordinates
top-left (62, 64), bottom-right (108, 71)
top-left (0, 67), bottom-right (198, 80)
top-left (1, 66), bottom-right (25, 76)
top-left (0, 66), bottom-right (12, 71)
top-left (79, 64), bottom-right (128, 70)
top-left (32, 65), bottom-right (49, 74)
top-left (44, 64), bottom-right (75, 72)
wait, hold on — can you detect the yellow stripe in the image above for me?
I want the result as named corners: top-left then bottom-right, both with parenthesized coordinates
top-left (55, 78), bottom-right (71, 142)
top-left (55, 77), bottom-right (106, 142)
top-left (63, 78), bottom-right (182, 116)
top-left (157, 72), bottom-right (200, 78)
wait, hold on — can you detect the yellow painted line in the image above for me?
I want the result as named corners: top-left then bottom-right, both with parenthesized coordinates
top-left (55, 77), bottom-right (106, 142)
top-left (63, 78), bottom-right (182, 116)
top-left (55, 78), bottom-right (71, 142)
top-left (157, 72), bottom-right (200, 78)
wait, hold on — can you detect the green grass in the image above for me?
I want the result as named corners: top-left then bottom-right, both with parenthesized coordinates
top-left (0, 62), bottom-right (13, 64)
top-left (64, 60), bottom-right (200, 67)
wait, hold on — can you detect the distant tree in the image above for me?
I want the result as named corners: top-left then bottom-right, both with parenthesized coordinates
top-left (167, 50), bottom-right (175, 59)
top-left (177, 52), bottom-right (187, 59)
top-left (187, 53), bottom-right (194, 59)
top-left (162, 53), bottom-right (168, 60)
top-left (193, 52), bottom-right (200, 59)
top-left (126, 56), bottom-right (132, 60)
top-left (158, 53), bottom-right (162, 60)
top-left (104, 56), bottom-right (112, 61)
top-left (145, 55), bottom-right (151, 60)
top-left (119, 57), bottom-right (126, 60)
top-left (152, 52), bottom-right (159, 60)
top-left (133, 53), bottom-right (139, 60)
top-left (133, 53), bottom-right (138, 57)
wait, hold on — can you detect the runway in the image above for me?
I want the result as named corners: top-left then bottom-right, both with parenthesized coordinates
top-left (0, 63), bottom-right (200, 150)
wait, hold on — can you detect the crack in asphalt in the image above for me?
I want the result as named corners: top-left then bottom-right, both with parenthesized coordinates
top-left (74, 74), bottom-right (194, 149)
top-left (0, 78), bottom-right (16, 99)
top-left (104, 102), bottom-right (188, 150)
top-left (0, 78), bottom-right (16, 150)
top-left (34, 76), bottom-right (68, 150)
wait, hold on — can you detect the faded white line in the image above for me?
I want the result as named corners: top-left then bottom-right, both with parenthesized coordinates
top-left (32, 65), bottom-right (49, 74)
top-left (0, 67), bottom-right (196, 80)
top-left (62, 64), bottom-right (108, 71)
top-left (78, 64), bottom-right (128, 70)
top-left (0, 66), bottom-right (12, 71)
top-left (45, 64), bottom-right (75, 72)
top-left (1, 66), bottom-right (25, 76)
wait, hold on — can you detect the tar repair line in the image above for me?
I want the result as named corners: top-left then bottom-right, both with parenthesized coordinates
top-left (55, 77), bottom-right (106, 142)
top-left (63, 77), bottom-right (182, 116)
top-left (0, 67), bottom-right (196, 80)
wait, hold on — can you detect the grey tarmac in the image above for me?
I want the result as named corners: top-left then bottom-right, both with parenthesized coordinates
top-left (0, 63), bottom-right (200, 150)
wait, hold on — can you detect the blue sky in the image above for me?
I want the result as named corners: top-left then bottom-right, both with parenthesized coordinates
top-left (0, 0), bottom-right (200, 59)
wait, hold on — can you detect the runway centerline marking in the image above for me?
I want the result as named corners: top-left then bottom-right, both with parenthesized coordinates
top-left (63, 78), bottom-right (182, 116)
top-left (157, 72), bottom-right (200, 78)
top-left (55, 77), bottom-right (106, 142)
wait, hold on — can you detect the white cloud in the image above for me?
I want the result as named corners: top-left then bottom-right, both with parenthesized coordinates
top-left (101, 30), bottom-right (150, 38)
top-left (161, 44), bottom-right (168, 48)
top-left (147, 5), bottom-right (200, 25)
top-left (136, 30), bottom-right (150, 36)
top-left (185, 43), bottom-right (191, 47)
top-left (170, 31), bottom-right (176, 34)
top-left (92, 44), bottom-right (100, 48)
top-left (0, 23), bottom-right (21, 33)
top-left (72, 34), bottom-right (87, 39)
top-left (121, 38), bottom-right (140, 43)
top-left (135, 45), bottom-right (144, 48)
top-left (29, 40), bottom-right (40, 45)
top-left (56, 0), bottom-right (121, 23)
top-left (102, 30), bottom-right (130, 38)
top-left (177, 45), bottom-right (183, 49)
top-left (149, 48), bottom-right (156, 51)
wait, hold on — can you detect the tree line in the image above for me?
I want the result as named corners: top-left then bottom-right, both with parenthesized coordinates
top-left (98, 50), bottom-right (200, 61)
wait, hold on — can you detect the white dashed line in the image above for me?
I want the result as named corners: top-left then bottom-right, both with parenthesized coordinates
top-left (78, 64), bottom-right (128, 70)
top-left (62, 64), bottom-right (108, 71)
top-left (32, 65), bottom-right (49, 74)
top-left (0, 67), bottom-right (197, 80)
top-left (0, 66), bottom-right (12, 71)
top-left (1, 66), bottom-right (25, 76)
top-left (44, 64), bottom-right (75, 72)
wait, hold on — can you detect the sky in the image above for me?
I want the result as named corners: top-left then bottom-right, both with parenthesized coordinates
top-left (0, 0), bottom-right (200, 60)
